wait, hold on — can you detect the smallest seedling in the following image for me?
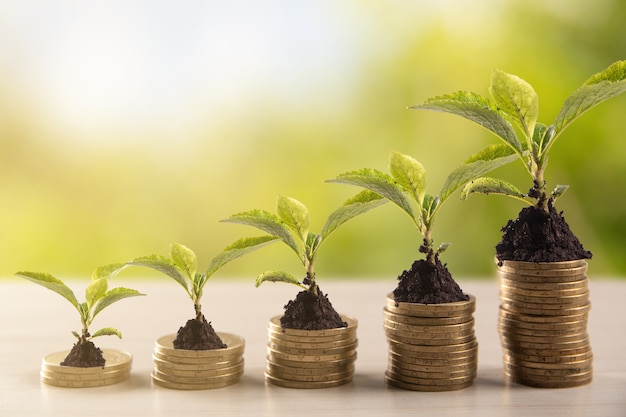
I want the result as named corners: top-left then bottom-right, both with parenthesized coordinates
top-left (16, 265), bottom-right (145, 367)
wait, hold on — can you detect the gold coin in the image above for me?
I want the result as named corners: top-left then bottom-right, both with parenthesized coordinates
top-left (500, 333), bottom-right (590, 349)
top-left (497, 315), bottom-right (588, 332)
top-left (388, 346), bottom-right (477, 363)
top-left (266, 346), bottom-right (356, 363)
top-left (382, 309), bottom-right (473, 326)
top-left (383, 318), bottom-right (475, 334)
top-left (499, 277), bottom-right (588, 291)
top-left (385, 294), bottom-right (476, 318)
top-left (385, 370), bottom-right (475, 386)
top-left (498, 324), bottom-right (587, 338)
top-left (387, 338), bottom-right (477, 354)
top-left (154, 333), bottom-right (244, 358)
top-left (267, 329), bottom-right (355, 344)
top-left (499, 290), bottom-right (590, 305)
top-left (41, 367), bottom-right (129, 382)
top-left (386, 331), bottom-right (475, 346)
top-left (499, 294), bottom-right (590, 309)
top-left (496, 267), bottom-right (587, 282)
top-left (385, 374), bottom-right (473, 392)
top-left (267, 315), bottom-right (357, 337)
top-left (41, 370), bottom-right (130, 388)
top-left (265, 366), bottom-right (353, 383)
top-left (497, 258), bottom-right (587, 271)
top-left (388, 363), bottom-right (476, 380)
top-left (500, 283), bottom-right (590, 298)
top-left (502, 343), bottom-right (592, 358)
top-left (151, 371), bottom-right (241, 390)
top-left (154, 359), bottom-right (244, 378)
top-left (152, 354), bottom-right (239, 371)
top-left (500, 302), bottom-right (591, 317)
top-left (267, 340), bottom-right (357, 356)
top-left (505, 372), bottom-right (592, 388)
top-left (504, 355), bottom-right (592, 370)
top-left (503, 364), bottom-right (593, 379)
top-left (266, 334), bottom-right (356, 350)
top-left (499, 328), bottom-right (588, 344)
top-left (267, 351), bottom-right (357, 369)
top-left (498, 307), bottom-right (589, 324)
top-left (264, 372), bottom-right (352, 389)
top-left (388, 350), bottom-right (477, 367)
top-left (266, 361), bottom-right (353, 376)
top-left (503, 350), bottom-right (592, 364)
top-left (42, 349), bottom-right (132, 375)
top-left (389, 355), bottom-right (476, 372)
top-left (152, 367), bottom-right (243, 385)
top-left (153, 350), bottom-right (241, 365)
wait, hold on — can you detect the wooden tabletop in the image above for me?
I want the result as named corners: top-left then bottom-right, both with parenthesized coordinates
top-left (1, 278), bottom-right (624, 417)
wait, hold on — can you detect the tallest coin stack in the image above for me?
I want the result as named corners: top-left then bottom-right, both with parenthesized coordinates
top-left (496, 259), bottom-right (593, 388)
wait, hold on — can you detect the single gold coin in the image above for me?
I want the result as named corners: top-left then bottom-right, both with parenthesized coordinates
top-left (499, 290), bottom-right (590, 305)
top-left (267, 340), bottom-right (357, 356)
top-left (505, 372), bottom-right (592, 388)
top-left (503, 350), bottom-right (593, 365)
top-left (499, 294), bottom-right (590, 310)
top-left (153, 350), bottom-right (241, 365)
top-left (497, 258), bottom-right (587, 271)
top-left (504, 355), bottom-right (592, 370)
top-left (385, 370), bottom-right (475, 386)
top-left (385, 294), bottom-right (476, 318)
top-left (42, 349), bottom-right (132, 375)
top-left (266, 351), bottom-right (357, 369)
top-left (499, 277), bottom-right (588, 291)
top-left (385, 374), bottom-right (473, 392)
top-left (388, 355), bottom-right (476, 372)
top-left (383, 318), bottom-right (475, 334)
top-left (388, 345), bottom-right (477, 363)
top-left (498, 307), bottom-right (590, 324)
top-left (266, 345), bottom-right (357, 363)
top-left (386, 331), bottom-right (475, 346)
top-left (382, 309), bottom-right (473, 326)
top-left (497, 315), bottom-right (588, 333)
top-left (267, 315), bottom-right (357, 337)
top-left (388, 350), bottom-right (477, 367)
top-left (151, 371), bottom-right (241, 390)
top-left (264, 372), bottom-right (352, 389)
top-left (387, 338), bottom-right (477, 354)
top-left (500, 283), bottom-right (590, 298)
top-left (266, 361), bottom-right (353, 377)
top-left (154, 333), bottom-right (244, 358)
top-left (152, 354), bottom-right (239, 371)
top-left (388, 363), bottom-right (476, 380)
top-left (499, 328), bottom-right (588, 344)
top-left (265, 366), bottom-right (353, 383)
top-left (496, 267), bottom-right (588, 282)
top-left (502, 343), bottom-right (592, 358)
top-left (266, 334), bottom-right (356, 350)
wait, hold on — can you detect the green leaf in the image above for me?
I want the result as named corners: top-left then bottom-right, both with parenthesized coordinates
top-left (16, 271), bottom-right (79, 309)
top-left (490, 69), bottom-right (539, 139)
top-left (461, 177), bottom-right (528, 202)
top-left (91, 327), bottom-right (122, 339)
top-left (85, 277), bottom-right (108, 310)
top-left (91, 287), bottom-right (145, 319)
top-left (205, 235), bottom-right (280, 278)
top-left (222, 209), bottom-right (300, 256)
top-left (439, 144), bottom-right (518, 201)
top-left (276, 195), bottom-right (310, 242)
top-left (71, 331), bottom-right (80, 340)
top-left (551, 184), bottom-right (570, 200)
top-left (92, 263), bottom-right (126, 281)
top-left (255, 270), bottom-right (303, 288)
top-left (329, 168), bottom-right (414, 219)
top-left (554, 60), bottom-right (626, 135)
top-left (170, 242), bottom-right (197, 280)
top-left (127, 254), bottom-right (189, 294)
top-left (389, 151), bottom-right (426, 205)
top-left (305, 232), bottom-right (322, 258)
top-left (321, 190), bottom-right (388, 239)
top-left (411, 91), bottom-right (523, 153)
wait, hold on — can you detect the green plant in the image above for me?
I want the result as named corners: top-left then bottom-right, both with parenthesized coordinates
top-left (411, 60), bottom-right (626, 211)
top-left (123, 241), bottom-right (277, 321)
top-left (221, 192), bottom-right (386, 295)
top-left (16, 265), bottom-right (144, 345)
top-left (329, 150), bottom-right (516, 264)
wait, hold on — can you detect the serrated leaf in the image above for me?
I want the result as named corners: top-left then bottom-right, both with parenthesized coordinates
top-left (411, 91), bottom-right (523, 153)
top-left (205, 235), bottom-right (280, 278)
top-left (277, 195), bottom-right (310, 242)
top-left (461, 177), bottom-right (527, 201)
top-left (91, 327), bottom-right (122, 339)
top-left (554, 60), bottom-right (626, 135)
top-left (85, 277), bottom-right (108, 310)
top-left (490, 69), bottom-right (539, 139)
top-left (92, 263), bottom-right (126, 281)
top-left (170, 242), bottom-right (197, 280)
top-left (91, 287), bottom-right (145, 319)
top-left (321, 190), bottom-right (388, 239)
top-left (16, 271), bottom-right (79, 309)
top-left (389, 151), bottom-right (426, 205)
top-left (329, 168), bottom-right (414, 220)
top-left (127, 255), bottom-right (190, 294)
top-left (222, 209), bottom-right (300, 256)
top-left (255, 270), bottom-right (302, 288)
top-left (440, 144), bottom-right (518, 201)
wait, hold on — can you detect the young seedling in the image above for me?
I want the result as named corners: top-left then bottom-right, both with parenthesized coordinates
top-left (121, 240), bottom-right (277, 349)
top-left (221, 192), bottom-right (386, 329)
top-left (329, 150), bottom-right (515, 303)
top-left (411, 60), bottom-right (626, 212)
top-left (16, 265), bottom-right (144, 367)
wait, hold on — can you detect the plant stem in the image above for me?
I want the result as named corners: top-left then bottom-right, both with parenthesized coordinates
top-left (194, 302), bottom-right (203, 321)
top-left (306, 263), bottom-right (318, 297)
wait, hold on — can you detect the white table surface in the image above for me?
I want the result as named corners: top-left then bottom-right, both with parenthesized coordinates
top-left (1, 277), bottom-right (624, 417)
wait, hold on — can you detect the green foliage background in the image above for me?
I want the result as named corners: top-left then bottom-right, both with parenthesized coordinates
top-left (1, 1), bottom-right (625, 280)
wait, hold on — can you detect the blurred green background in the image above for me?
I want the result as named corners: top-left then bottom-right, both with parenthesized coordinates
top-left (1, 0), bottom-right (624, 280)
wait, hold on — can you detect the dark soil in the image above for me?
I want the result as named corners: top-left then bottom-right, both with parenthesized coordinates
top-left (174, 315), bottom-right (226, 350)
top-left (496, 202), bottom-right (592, 264)
top-left (280, 286), bottom-right (347, 330)
top-left (61, 340), bottom-right (105, 368)
top-left (393, 257), bottom-right (469, 304)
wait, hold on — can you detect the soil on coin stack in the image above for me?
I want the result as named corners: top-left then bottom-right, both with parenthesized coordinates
top-left (174, 315), bottom-right (226, 350)
top-left (281, 286), bottom-right (347, 330)
top-left (393, 256), bottom-right (469, 304)
top-left (61, 340), bottom-right (106, 367)
top-left (496, 201), bottom-right (592, 264)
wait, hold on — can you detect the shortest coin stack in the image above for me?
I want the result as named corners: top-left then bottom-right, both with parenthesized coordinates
top-left (152, 332), bottom-right (245, 390)
top-left (383, 293), bottom-right (478, 391)
top-left (265, 315), bottom-right (358, 389)
top-left (497, 259), bottom-right (593, 388)
top-left (41, 349), bottom-right (132, 388)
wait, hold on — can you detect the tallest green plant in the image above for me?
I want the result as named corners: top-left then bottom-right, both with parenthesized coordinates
top-left (411, 60), bottom-right (626, 212)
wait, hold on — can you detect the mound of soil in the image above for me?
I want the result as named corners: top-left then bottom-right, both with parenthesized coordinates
top-left (174, 315), bottom-right (226, 350)
top-left (61, 340), bottom-right (105, 368)
top-left (280, 286), bottom-right (347, 330)
top-left (393, 257), bottom-right (469, 304)
top-left (496, 202), bottom-right (592, 264)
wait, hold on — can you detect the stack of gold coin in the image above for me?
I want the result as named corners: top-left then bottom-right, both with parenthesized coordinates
top-left (265, 315), bottom-right (358, 389)
top-left (151, 332), bottom-right (245, 390)
top-left (383, 294), bottom-right (478, 391)
top-left (497, 259), bottom-right (593, 388)
top-left (41, 349), bottom-right (131, 388)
